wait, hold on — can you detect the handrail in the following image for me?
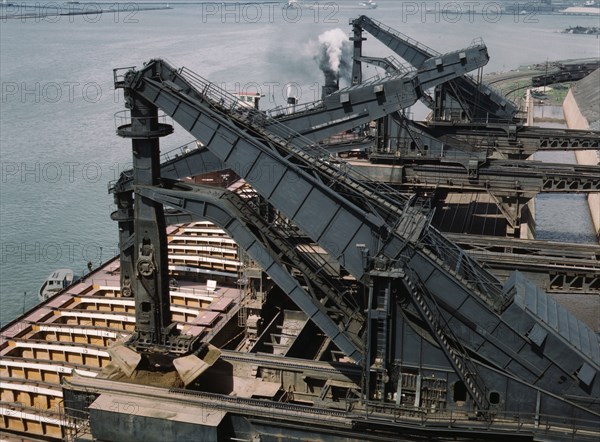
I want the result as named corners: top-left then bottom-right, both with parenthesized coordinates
top-left (418, 228), bottom-right (509, 310)
top-left (355, 15), bottom-right (441, 58)
top-left (176, 66), bottom-right (414, 220)
top-left (113, 109), bottom-right (173, 132)
top-left (159, 140), bottom-right (202, 163)
top-left (267, 71), bottom-right (402, 119)
top-left (226, 187), bottom-right (364, 329)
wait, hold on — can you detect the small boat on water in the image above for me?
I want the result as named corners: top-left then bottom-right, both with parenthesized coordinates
top-left (283, 0), bottom-right (317, 9)
top-left (39, 268), bottom-right (75, 301)
top-left (359, 0), bottom-right (377, 9)
top-left (560, 25), bottom-right (599, 35)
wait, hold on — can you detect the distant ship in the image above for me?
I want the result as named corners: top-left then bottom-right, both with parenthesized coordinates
top-left (359, 0), bottom-right (377, 9)
top-left (560, 25), bottom-right (600, 35)
top-left (283, 0), bottom-right (317, 9)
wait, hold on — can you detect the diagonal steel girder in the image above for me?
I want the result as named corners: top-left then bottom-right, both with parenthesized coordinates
top-left (136, 182), bottom-right (365, 363)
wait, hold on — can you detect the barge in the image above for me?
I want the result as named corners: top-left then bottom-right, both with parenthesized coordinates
top-left (1, 16), bottom-right (599, 442)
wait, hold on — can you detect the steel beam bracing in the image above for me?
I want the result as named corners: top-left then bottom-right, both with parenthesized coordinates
top-left (111, 42), bottom-right (489, 189)
top-left (356, 55), bottom-right (411, 75)
top-left (448, 233), bottom-right (600, 260)
top-left (351, 15), bottom-right (519, 121)
top-left (354, 56), bottom-right (437, 109)
top-left (316, 109), bottom-right (599, 169)
top-left (365, 118), bottom-right (600, 162)
top-left (447, 233), bottom-right (600, 294)
top-left (111, 71), bottom-right (598, 194)
top-left (121, 60), bottom-right (503, 295)
top-left (354, 159), bottom-right (600, 194)
top-left (349, 157), bottom-right (599, 229)
top-left (110, 143), bottom-right (225, 193)
top-left (113, 134), bottom-right (374, 194)
top-left (422, 122), bottom-right (600, 159)
top-left (114, 60), bottom-right (600, 422)
top-left (355, 55), bottom-right (435, 108)
top-left (136, 182), bottom-right (365, 362)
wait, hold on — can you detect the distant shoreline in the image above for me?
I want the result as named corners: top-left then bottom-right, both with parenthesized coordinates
top-left (0, 4), bottom-right (173, 20)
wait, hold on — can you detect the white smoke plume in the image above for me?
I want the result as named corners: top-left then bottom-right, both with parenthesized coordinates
top-left (318, 28), bottom-right (348, 73)
top-left (314, 28), bottom-right (352, 85)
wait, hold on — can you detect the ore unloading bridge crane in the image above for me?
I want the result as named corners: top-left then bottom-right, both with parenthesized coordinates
top-left (320, 16), bottom-right (600, 236)
top-left (100, 55), bottom-right (600, 440)
top-left (109, 42), bottom-right (491, 365)
top-left (349, 15), bottom-right (599, 162)
top-left (110, 16), bottom-right (599, 218)
top-left (262, 40), bottom-right (490, 144)
top-left (350, 15), bottom-right (519, 122)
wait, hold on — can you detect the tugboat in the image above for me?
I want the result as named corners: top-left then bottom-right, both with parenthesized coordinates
top-left (39, 268), bottom-right (75, 301)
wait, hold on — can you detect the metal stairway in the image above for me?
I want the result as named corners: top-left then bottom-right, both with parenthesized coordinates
top-left (372, 282), bottom-right (391, 401)
top-left (226, 192), bottom-right (365, 338)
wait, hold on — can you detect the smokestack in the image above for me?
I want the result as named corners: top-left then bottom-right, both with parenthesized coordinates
top-left (286, 84), bottom-right (297, 115)
top-left (321, 69), bottom-right (339, 99)
top-left (315, 28), bottom-right (351, 99)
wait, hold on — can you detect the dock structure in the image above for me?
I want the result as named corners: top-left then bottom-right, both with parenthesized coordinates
top-left (1, 17), bottom-right (600, 441)
top-left (563, 69), bottom-right (600, 242)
